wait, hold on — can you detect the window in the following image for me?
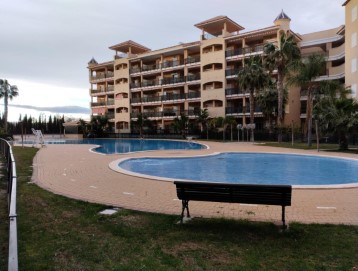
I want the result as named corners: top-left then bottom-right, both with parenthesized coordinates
top-left (351, 84), bottom-right (357, 98)
top-left (352, 6), bottom-right (357, 22)
top-left (352, 32), bottom-right (357, 48)
top-left (352, 58), bottom-right (357, 73)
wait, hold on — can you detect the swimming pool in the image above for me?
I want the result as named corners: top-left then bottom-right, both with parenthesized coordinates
top-left (19, 139), bottom-right (206, 154)
top-left (116, 152), bottom-right (358, 186)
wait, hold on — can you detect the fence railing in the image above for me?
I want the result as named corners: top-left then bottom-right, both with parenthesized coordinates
top-left (0, 138), bottom-right (18, 271)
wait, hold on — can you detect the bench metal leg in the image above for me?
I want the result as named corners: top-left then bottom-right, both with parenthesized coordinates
top-left (282, 205), bottom-right (287, 230)
top-left (181, 200), bottom-right (190, 223)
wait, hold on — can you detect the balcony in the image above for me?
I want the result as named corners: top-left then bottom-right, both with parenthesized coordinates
top-left (161, 76), bottom-right (185, 85)
top-left (225, 45), bottom-right (264, 59)
top-left (225, 106), bottom-right (262, 115)
top-left (162, 93), bottom-right (186, 102)
top-left (107, 112), bottom-right (115, 119)
top-left (225, 68), bottom-right (240, 77)
top-left (226, 106), bottom-right (244, 114)
top-left (130, 82), bottom-right (141, 89)
top-left (90, 71), bottom-right (114, 82)
top-left (129, 75), bottom-right (201, 89)
top-left (187, 74), bottom-right (201, 82)
top-left (129, 66), bottom-right (141, 74)
top-left (142, 79), bottom-right (161, 88)
top-left (131, 109), bottom-right (200, 119)
top-left (91, 102), bottom-right (106, 107)
top-left (316, 64), bottom-right (345, 81)
top-left (328, 43), bottom-right (345, 61)
top-left (90, 89), bottom-right (103, 95)
top-left (161, 60), bottom-right (184, 69)
top-left (185, 56), bottom-right (200, 65)
top-left (142, 63), bottom-right (161, 72)
top-left (225, 88), bottom-right (244, 96)
top-left (142, 95), bottom-right (162, 103)
top-left (187, 92), bottom-right (201, 99)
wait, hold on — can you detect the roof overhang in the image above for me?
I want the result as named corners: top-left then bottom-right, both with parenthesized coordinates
top-left (195, 16), bottom-right (244, 35)
top-left (109, 40), bottom-right (150, 54)
top-left (342, 0), bottom-right (351, 6)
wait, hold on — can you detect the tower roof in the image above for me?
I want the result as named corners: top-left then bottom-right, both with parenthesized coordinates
top-left (88, 57), bottom-right (98, 65)
top-left (274, 10), bottom-right (291, 22)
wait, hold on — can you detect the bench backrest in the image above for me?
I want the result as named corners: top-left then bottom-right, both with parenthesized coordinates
top-left (174, 181), bottom-right (292, 206)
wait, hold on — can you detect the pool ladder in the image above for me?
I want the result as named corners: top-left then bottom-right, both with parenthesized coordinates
top-left (31, 128), bottom-right (45, 147)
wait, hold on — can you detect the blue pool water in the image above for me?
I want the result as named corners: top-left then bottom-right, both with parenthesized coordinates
top-left (118, 152), bottom-right (358, 185)
top-left (19, 139), bottom-right (205, 154)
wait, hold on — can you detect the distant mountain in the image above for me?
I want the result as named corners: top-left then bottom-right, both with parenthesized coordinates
top-left (8, 104), bottom-right (90, 114)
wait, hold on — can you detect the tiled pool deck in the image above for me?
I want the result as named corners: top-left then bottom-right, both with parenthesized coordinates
top-left (31, 141), bottom-right (358, 225)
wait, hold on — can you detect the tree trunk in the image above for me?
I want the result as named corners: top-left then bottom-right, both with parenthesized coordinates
top-left (250, 89), bottom-right (255, 142)
top-left (230, 124), bottom-right (233, 141)
top-left (306, 88), bottom-right (313, 147)
top-left (339, 130), bottom-right (348, 150)
top-left (277, 70), bottom-right (284, 143)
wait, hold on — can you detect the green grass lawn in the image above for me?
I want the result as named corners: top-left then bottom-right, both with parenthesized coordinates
top-left (7, 146), bottom-right (358, 270)
top-left (261, 141), bottom-right (358, 153)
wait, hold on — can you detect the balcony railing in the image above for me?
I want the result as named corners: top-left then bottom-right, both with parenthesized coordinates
top-left (107, 113), bottom-right (115, 119)
top-left (142, 79), bottom-right (161, 87)
top-left (185, 55), bottom-right (200, 64)
top-left (130, 109), bottom-right (201, 119)
top-left (225, 106), bottom-right (261, 114)
top-left (187, 74), bottom-right (201, 81)
top-left (187, 92), bottom-right (201, 99)
top-left (225, 88), bottom-right (244, 95)
top-left (162, 93), bottom-right (186, 101)
top-left (142, 63), bottom-right (161, 72)
top-left (129, 57), bottom-right (200, 75)
top-left (225, 45), bottom-right (264, 58)
top-left (91, 101), bottom-right (106, 107)
top-left (130, 75), bottom-right (200, 89)
top-left (161, 76), bottom-right (186, 85)
top-left (90, 71), bottom-right (114, 81)
top-left (129, 66), bottom-right (141, 74)
top-left (142, 95), bottom-right (162, 103)
top-left (130, 92), bottom-right (200, 104)
top-left (91, 100), bottom-right (114, 107)
top-left (161, 60), bottom-right (184, 69)
top-left (225, 68), bottom-right (241, 77)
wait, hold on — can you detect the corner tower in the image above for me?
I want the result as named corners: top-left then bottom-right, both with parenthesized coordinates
top-left (274, 10), bottom-right (291, 32)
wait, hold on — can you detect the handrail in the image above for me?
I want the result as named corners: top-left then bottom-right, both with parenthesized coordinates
top-left (0, 138), bottom-right (18, 271)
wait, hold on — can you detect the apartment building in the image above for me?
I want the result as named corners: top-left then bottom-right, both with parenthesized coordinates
top-left (343, 0), bottom-right (358, 98)
top-left (88, 6), bottom-right (352, 134)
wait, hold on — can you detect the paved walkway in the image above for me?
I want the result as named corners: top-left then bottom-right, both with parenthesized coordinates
top-left (31, 141), bottom-right (358, 225)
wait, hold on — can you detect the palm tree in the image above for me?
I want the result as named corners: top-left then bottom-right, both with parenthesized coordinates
top-left (172, 113), bottom-right (189, 138)
top-left (237, 55), bottom-right (269, 142)
top-left (197, 109), bottom-right (209, 139)
top-left (0, 79), bottom-right (19, 132)
top-left (264, 32), bottom-right (301, 142)
top-left (287, 54), bottom-right (338, 146)
top-left (256, 87), bottom-right (288, 134)
top-left (314, 95), bottom-right (358, 150)
top-left (89, 115), bottom-right (109, 137)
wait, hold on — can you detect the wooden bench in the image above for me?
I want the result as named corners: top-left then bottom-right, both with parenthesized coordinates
top-left (174, 181), bottom-right (292, 228)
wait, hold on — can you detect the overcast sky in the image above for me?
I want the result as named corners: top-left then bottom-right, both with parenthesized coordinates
top-left (0, 0), bottom-right (345, 121)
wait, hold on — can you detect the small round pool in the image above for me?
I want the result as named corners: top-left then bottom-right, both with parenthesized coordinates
top-left (18, 139), bottom-right (206, 154)
top-left (116, 152), bottom-right (358, 186)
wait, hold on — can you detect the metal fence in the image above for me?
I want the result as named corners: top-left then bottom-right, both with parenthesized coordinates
top-left (0, 139), bottom-right (18, 271)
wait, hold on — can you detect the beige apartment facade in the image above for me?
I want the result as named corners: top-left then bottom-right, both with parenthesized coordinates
top-left (88, 6), bottom-right (354, 135)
